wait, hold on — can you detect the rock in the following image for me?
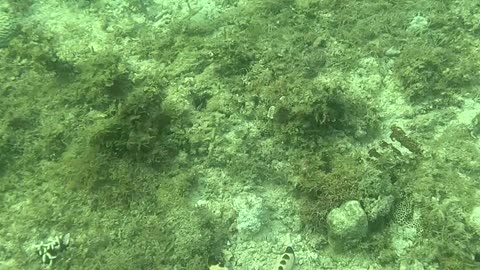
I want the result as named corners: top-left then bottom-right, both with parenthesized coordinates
top-left (363, 195), bottom-right (395, 223)
top-left (327, 200), bottom-right (368, 250)
top-left (233, 193), bottom-right (265, 235)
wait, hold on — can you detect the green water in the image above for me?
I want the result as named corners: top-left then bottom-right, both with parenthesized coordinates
top-left (1, 0), bottom-right (480, 269)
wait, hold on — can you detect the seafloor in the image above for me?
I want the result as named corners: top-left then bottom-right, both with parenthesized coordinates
top-left (1, 0), bottom-right (480, 269)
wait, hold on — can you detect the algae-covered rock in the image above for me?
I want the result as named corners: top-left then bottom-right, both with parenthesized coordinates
top-left (363, 195), bottom-right (395, 223)
top-left (327, 200), bottom-right (368, 250)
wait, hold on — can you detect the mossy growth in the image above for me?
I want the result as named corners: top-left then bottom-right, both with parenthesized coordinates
top-left (296, 145), bottom-right (367, 229)
top-left (6, 0), bottom-right (34, 13)
top-left (6, 23), bottom-right (73, 77)
top-left (262, 76), bottom-right (379, 140)
top-left (250, 0), bottom-right (294, 15)
top-left (211, 37), bottom-right (256, 77)
top-left (59, 149), bottom-right (156, 210)
top-left (154, 170), bottom-right (229, 269)
top-left (66, 50), bottom-right (134, 106)
top-left (57, 86), bottom-right (176, 198)
top-left (54, 161), bottom-right (227, 269)
top-left (0, 130), bottom-right (12, 175)
top-left (394, 41), bottom-right (478, 103)
top-left (415, 198), bottom-right (478, 269)
top-left (405, 182), bottom-right (479, 269)
top-left (87, 87), bottom-right (173, 164)
top-left (0, 43), bottom-right (68, 171)
top-left (393, 125), bottom-right (480, 269)
top-left (295, 137), bottom-right (404, 233)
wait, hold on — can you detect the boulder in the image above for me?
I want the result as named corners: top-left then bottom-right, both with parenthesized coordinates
top-left (327, 200), bottom-right (368, 250)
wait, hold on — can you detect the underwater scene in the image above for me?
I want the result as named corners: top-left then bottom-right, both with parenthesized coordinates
top-left (1, 0), bottom-right (480, 269)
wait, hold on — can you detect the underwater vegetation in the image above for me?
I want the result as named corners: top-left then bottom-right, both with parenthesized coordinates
top-left (0, 0), bottom-right (480, 269)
